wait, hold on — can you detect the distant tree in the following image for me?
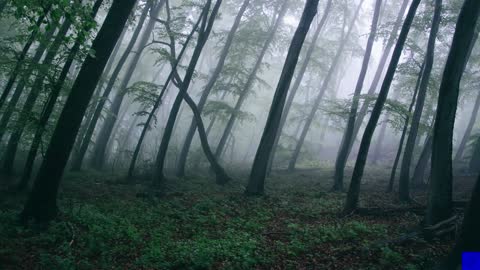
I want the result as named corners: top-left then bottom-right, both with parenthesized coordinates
top-left (425, 0), bottom-right (480, 226)
top-left (20, 0), bottom-right (137, 222)
top-left (245, 0), bottom-right (319, 195)
top-left (398, 0), bottom-right (443, 202)
top-left (332, 0), bottom-right (382, 191)
top-left (176, 0), bottom-right (250, 177)
top-left (455, 90), bottom-right (480, 164)
top-left (344, 0), bottom-right (421, 214)
top-left (70, 0), bottom-right (154, 171)
top-left (469, 136), bottom-right (480, 174)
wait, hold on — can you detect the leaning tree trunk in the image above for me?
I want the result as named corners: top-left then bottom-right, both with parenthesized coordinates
top-left (266, 0), bottom-right (333, 175)
top-left (213, 0), bottom-right (289, 161)
top-left (343, 0), bottom-right (421, 214)
top-left (288, 0), bottom-right (364, 172)
top-left (0, 5), bottom-right (52, 110)
top-left (469, 136), bottom-right (480, 175)
top-left (176, 0), bottom-right (250, 177)
top-left (454, 90), bottom-right (480, 164)
top-left (332, 0), bottom-right (382, 191)
top-left (345, 0), bottom-right (410, 159)
top-left (0, 26), bottom-right (57, 143)
top-left (17, 0), bottom-right (105, 191)
top-left (152, 0), bottom-right (223, 186)
top-left (127, 10), bottom-right (205, 180)
top-left (245, 0), bottom-right (319, 196)
top-left (387, 61), bottom-right (425, 193)
top-left (442, 173), bottom-right (480, 269)
top-left (425, 0), bottom-right (480, 227)
top-left (20, 0), bottom-right (137, 223)
top-left (89, 0), bottom-right (168, 170)
top-left (1, 17), bottom-right (74, 176)
top-left (398, 0), bottom-right (442, 202)
top-left (70, 0), bottom-right (152, 171)
top-left (411, 131), bottom-right (433, 187)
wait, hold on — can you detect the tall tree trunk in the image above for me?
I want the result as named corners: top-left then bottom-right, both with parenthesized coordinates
top-left (0, 5), bottom-right (52, 110)
top-left (370, 116), bottom-right (388, 164)
top-left (0, 26), bottom-right (57, 142)
top-left (152, 0), bottom-right (223, 186)
top-left (332, 0), bottom-right (382, 191)
top-left (454, 90), bottom-right (480, 164)
top-left (288, 0), bottom-right (364, 172)
top-left (442, 173), bottom-right (480, 269)
top-left (127, 10), bottom-right (205, 180)
top-left (70, 0), bottom-right (153, 171)
top-left (17, 0), bottom-right (105, 191)
top-left (1, 17), bottom-right (74, 175)
top-left (267, 0), bottom-right (333, 174)
top-left (213, 0), bottom-right (289, 161)
top-left (346, 0), bottom-right (410, 159)
top-left (176, 0), bottom-right (250, 177)
top-left (90, 0), bottom-right (168, 170)
top-left (411, 132), bottom-right (433, 187)
top-left (245, 0), bottom-right (319, 195)
top-left (20, 0), bottom-right (137, 223)
top-left (425, 0), bottom-right (480, 226)
top-left (399, 0), bottom-right (442, 202)
top-left (343, 0), bottom-right (421, 214)
top-left (469, 136), bottom-right (480, 175)
top-left (387, 61), bottom-right (425, 193)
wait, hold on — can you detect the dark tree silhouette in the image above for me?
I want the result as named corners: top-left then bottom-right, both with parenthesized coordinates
top-left (20, 0), bottom-right (138, 222)
top-left (245, 0), bottom-right (319, 195)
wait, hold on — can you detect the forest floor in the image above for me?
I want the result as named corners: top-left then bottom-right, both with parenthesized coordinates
top-left (0, 166), bottom-right (475, 269)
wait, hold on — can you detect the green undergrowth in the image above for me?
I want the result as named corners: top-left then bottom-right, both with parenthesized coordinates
top-left (0, 169), bottom-right (453, 269)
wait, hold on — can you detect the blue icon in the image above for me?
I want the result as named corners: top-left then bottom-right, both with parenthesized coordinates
top-left (463, 252), bottom-right (480, 270)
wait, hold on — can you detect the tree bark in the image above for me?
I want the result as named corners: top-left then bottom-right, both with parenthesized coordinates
top-left (90, 0), bottom-right (168, 170)
top-left (176, 0), bottom-right (250, 177)
top-left (425, 0), bottom-right (480, 226)
top-left (70, 0), bottom-right (153, 171)
top-left (245, 0), bottom-right (319, 196)
top-left (398, 0), bottom-right (442, 202)
top-left (332, 0), bottom-right (382, 191)
top-left (20, 0), bottom-right (137, 222)
top-left (151, 0), bottom-right (223, 186)
top-left (213, 0), bottom-right (289, 161)
top-left (344, 0), bottom-right (421, 214)
top-left (288, 0), bottom-right (364, 172)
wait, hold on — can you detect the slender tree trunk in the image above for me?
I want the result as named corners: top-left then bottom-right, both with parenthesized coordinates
top-left (90, 0), bottom-right (168, 170)
top-left (411, 132), bottom-right (432, 187)
top-left (442, 173), bottom-right (480, 269)
top-left (346, 0), bottom-right (410, 158)
top-left (2, 18), bottom-right (74, 175)
top-left (398, 0), bottom-right (442, 202)
top-left (387, 61), bottom-right (425, 192)
top-left (127, 7), bottom-right (205, 180)
top-left (70, 0), bottom-right (152, 171)
top-left (245, 0), bottom-right (319, 195)
top-left (0, 5), bottom-right (52, 110)
top-left (454, 90), bottom-right (480, 164)
top-left (0, 26), bottom-right (57, 142)
top-left (214, 0), bottom-right (289, 161)
top-left (176, 0), bottom-right (250, 177)
top-left (343, 0), bottom-right (421, 214)
top-left (332, 0), bottom-right (382, 191)
top-left (469, 136), bottom-right (480, 175)
top-left (20, 0), bottom-right (137, 223)
top-left (288, 0), bottom-right (364, 172)
top-left (267, 0), bottom-right (333, 174)
top-left (370, 116), bottom-right (388, 164)
top-left (152, 0), bottom-right (223, 187)
top-left (425, 0), bottom-right (480, 226)
top-left (17, 0), bottom-right (105, 191)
